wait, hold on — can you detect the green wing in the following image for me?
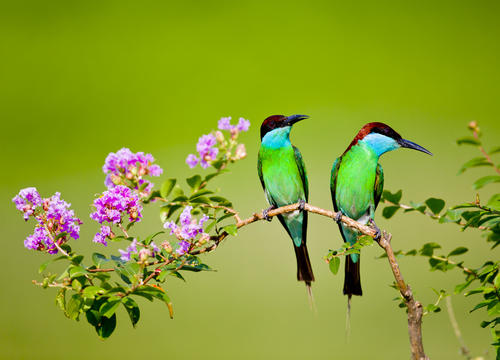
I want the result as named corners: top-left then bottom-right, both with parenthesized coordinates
top-left (257, 155), bottom-right (273, 206)
top-left (373, 163), bottom-right (384, 209)
top-left (293, 146), bottom-right (308, 201)
top-left (330, 156), bottom-right (342, 211)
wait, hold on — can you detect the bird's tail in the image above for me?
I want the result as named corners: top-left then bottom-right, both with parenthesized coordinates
top-left (343, 255), bottom-right (362, 297)
top-left (294, 244), bottom-right (315, 309)
top-left (294, 243), bottom-right (315, 284)
top-left (345, 295), bottom-right (352, 342)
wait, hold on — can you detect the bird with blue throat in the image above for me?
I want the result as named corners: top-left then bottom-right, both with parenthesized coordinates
top-left (330, 122), bottom-right (432, 309)
top-left (257, 114), bottom-right (315, 299)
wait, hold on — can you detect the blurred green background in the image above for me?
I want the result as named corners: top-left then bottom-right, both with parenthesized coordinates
top-left (1, 0), bottom-right (500, 359)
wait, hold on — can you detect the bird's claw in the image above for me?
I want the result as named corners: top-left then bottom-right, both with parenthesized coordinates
top-left (263, 206), bottom-right (274, 222)
top-left (334, 211), bottom-right (343, 224)
top-left (298, 199), bottom-right (306, 211)
top-left (369, 218), bottom-right (382, 241)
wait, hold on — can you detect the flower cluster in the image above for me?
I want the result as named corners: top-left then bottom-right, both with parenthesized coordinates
top-left (186, 116), bottom-right (250, 169)
top-left (217, 117), bottom-right (250, 133)
top-left (90, 185), bottom-right (143, 246)
top-left (164, 206), bottom-right (210, 255)
top-left (103, 148), bottom-right (163, 198)
top-left (13, 188), bottom-right (82, 254)
top-left (13, 187), bottom-right (42, 220)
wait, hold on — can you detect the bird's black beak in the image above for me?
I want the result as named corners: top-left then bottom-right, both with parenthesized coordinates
top-left (399, 139), bottom-right (433, 156)
top-left (286, 114), bottom-right (309, 125)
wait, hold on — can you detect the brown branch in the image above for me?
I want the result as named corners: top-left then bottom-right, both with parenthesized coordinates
top-left (384, 200), bottom-right (490, 231)
top-left (377, 232), bottom-right (428, 359)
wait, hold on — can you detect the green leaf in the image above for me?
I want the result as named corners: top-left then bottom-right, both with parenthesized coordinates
top-left (160, 179), bottom-right (176, 198)
top-left (489, 146), bottom-right (500, 155)
top-left (122, 297), bottom-right (140, 327)
top-left (420, 242), bottom-right (441, 257)
top-left (97, 313), bottom-right (116, 339)
top-left (209, 196), bottom-right (229, 203)
top-left (66, 294), bottom-right (83, 320)
top-left (217, 213), bottom-right (234, 223)
top-left (470, 300), bottom-right (491, 312)
top-left (186, 175), bottom-right (202, 190)
top-left (456, 137), bottom-right (481, 146)
top-left (409, 201), bottom-right (427, 213)
top-left (454, 279), bottom-right (474, 294)
top-left (473, 175), bottom-right (500, 190)
top-left (425, 198), bottom-right (445, 215)
top-left (382, 189), bottom-right (402, 204)
top-left (92, 253), bottom-right (108, 267)
top-left (82, 286), bottom-right (104, 299)
top-left (382, 206), bottom-right (399, 219)
top-left (487, 194), bottom-right (500, 211)
top-left (99, 297), bottom-right (122, 318)
top-left (448, 247), bottom-right (468, 257)
top-left (190, 196), bottom-right (210, 204)
top-left (425, 304), bottom-right (441, 313)
top-left (69, 265), bottom-right (87, 279)
top-left (144, 231), bottom-right (164, 245)
top-left (71, 255), bottom-right (84, 265)
top-left (39, 255), bottom-right (66, 273)
top-left (223, 224), bottom-right (238, 236)
top-left (55, 288), bottom-right (66, 313)
top-left (189, 189), bottom-right (214, 200)
top-left (457, 157), bottom-right (493, 174)
top-left (72, 278), bottom-right (83, 292)
top-left (329, 257), bottom-right (340, 275)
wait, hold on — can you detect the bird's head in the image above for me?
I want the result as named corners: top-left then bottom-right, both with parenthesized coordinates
top-left (346, 122), bottom-right (432, 157)
top-left (260, 114), bottom-right (309, 140)
top-left (260, 115), bottom-right (309, 140)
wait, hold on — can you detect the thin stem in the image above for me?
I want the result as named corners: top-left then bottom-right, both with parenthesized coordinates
top-left (384, 200), bottom-right (490, 231)
top-left (472, 125), bottom-right (500, 175)
top-left (430, 255), bottom-right (477, 277)
top-left (44, 225), bottom-right (70, 257)
top-left (118, 223), bottom-right (130, 238)
top-left (446, 296), bottom-right (471, 359)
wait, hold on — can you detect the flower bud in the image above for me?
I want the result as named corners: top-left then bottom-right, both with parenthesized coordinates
top-left (162, 240), bottom-right (173, 253)
top-left (235, 144), bottom-right (247, 160)
top-left (215, 131), bottom-right (225, 143)
top-left (111, 174), bottom-right (122, 185)
top-left (139, 248), bottom-right (150, 262)
top-left (199, 232), bottom-right (210, 245)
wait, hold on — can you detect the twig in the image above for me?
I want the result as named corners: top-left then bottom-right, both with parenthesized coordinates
top-left (118, 223), bottom-right (130, 238)
top-left (430, 255), bottom-right (477, 277)
top-left (44, 225), bottom-right (70, 257)
top-left (446, 296), bottom-right (471, 358)
top-left (384, 200), bottom-right (490, 231)
top-left (472, 123), bottom-right (500, 175)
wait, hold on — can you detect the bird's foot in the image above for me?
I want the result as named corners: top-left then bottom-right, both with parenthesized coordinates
top-left (263, 206), bottom-right (275, 222)
top-left (369, 218), bottom-right (382, 241)
top-left (334, 211), bottom-right (343, 224)
top-left (298, 199), bottom-right (306, 211)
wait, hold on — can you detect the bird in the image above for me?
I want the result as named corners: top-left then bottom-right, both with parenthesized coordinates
top-left (257, 114), bottom-right (315, 296)
top-left (330, 122), bottom-right (432, 302)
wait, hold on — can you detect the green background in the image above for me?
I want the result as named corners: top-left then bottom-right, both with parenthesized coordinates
top-left (1, 1), bottom-right (499, 359)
